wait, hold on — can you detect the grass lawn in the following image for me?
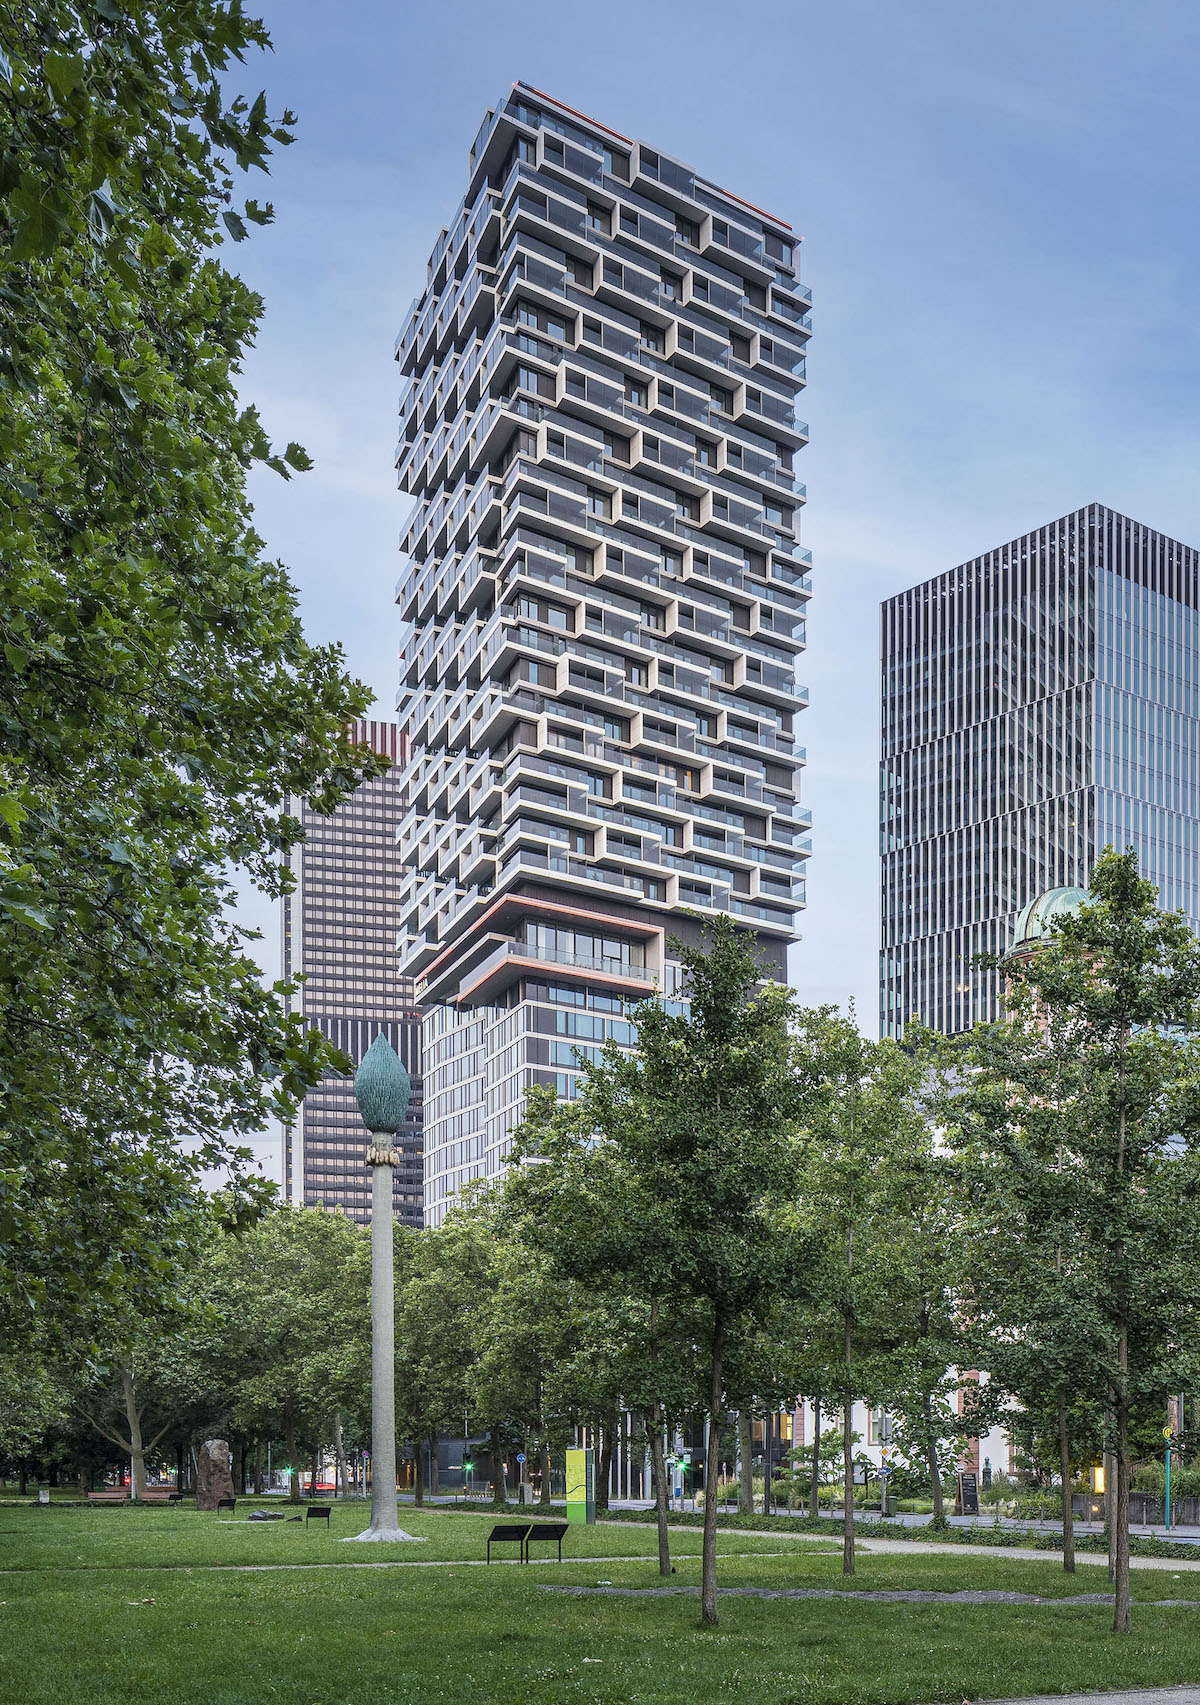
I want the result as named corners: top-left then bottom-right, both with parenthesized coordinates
top-left (2, 1503), bottom-right (1199, 1703)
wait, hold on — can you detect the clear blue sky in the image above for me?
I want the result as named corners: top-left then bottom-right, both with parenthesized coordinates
top-left (229, 0), bottom-right (1200, 1043)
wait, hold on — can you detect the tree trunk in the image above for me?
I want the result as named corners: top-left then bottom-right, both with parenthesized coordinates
top-left (286, 1405), bottom-right (300, 1503)
top-left (309, 1452), bottom-right (320, 1498)
top-left (489, 1427), bottom-right (507, 1506)
top-left (120, 1365), bottom-right (147, 1500)
top-left (18, 1460), bottom-right (26, 1497)
top-left (238, 1442), bottom-right (248, 1496)
top-left (701, 1311), bottom-right (726, 1627)
top-left (649, 1410), bottom-right (671, 1577)
top-left (539, 1444), bottom-right (552, 1506)
top-left (413, 1438), bottom-right (424, 1506)
top-left (596, 1409), bottom-right (617, 1511)
top-left (763, 1411), bottom-right (772, 1515)
top-left (428, 1433), bottom-right (440, 1497)
top-left (1113, 1345), bottom-right (1132, 1633)
top-left (809, 1392), bottom-right (822, 1520)
top-left (842, 1388), bottom-right (855, 1575)
top-left (923, 1389), bottom-right (944, 1523)
top-left (333, 1414), bottom-right (346, 1500)
top-left (737, 1411), bottom-right (754, 1514)
top-left (1057, 1389), bottom-right (1075, 1573)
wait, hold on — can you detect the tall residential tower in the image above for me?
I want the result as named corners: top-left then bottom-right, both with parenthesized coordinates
top-left (394, 86), bottom-right (812, 1222)
top-left (282, 719), bottom-right (423, 1225)
top-left (881, 504), bottom-right (1200, 1037)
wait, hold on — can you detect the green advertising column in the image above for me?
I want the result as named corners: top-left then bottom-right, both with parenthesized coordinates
top-left (565, 1447), bottom-right (595, 1524)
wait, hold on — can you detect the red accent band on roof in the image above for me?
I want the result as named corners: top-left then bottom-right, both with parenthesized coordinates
top-left (515, 82), bottom-right (633, 146)
top-left (513, 81), bottom-right (793, 234)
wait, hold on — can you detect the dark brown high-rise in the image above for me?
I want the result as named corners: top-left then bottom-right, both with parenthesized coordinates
top-left (282, 720), bottom-right (423, 1224)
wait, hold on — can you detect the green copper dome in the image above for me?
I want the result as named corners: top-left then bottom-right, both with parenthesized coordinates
top-left (354, 1033), bottom-right (411, 1134)
top-left (1006, 886), bottom-right (1091, 957)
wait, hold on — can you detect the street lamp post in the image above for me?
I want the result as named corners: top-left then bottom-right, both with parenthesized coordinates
top-left (345, 1033), bottom-right (424, 1544)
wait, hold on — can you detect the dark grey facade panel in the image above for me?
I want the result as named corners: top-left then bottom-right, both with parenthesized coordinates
top-left (881, 504), bottom-right (1200, 1037)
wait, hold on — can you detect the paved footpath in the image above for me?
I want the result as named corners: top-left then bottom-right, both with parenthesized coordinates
top-left (603, 1522), bottom-right (1200, 1574)
top-left (963, 1691), bottom-right (1200, 1705)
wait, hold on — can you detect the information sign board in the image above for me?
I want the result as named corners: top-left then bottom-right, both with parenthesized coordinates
top-left (957, 1471), bottom-right (979, 1516)
top-left (565, 1447), bottom-right (595, 1525)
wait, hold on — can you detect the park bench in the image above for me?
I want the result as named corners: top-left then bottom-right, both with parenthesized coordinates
top-left (523, 1521), bottom-right (568, 1564)
top-left (486, 1522), bottom-right (530, 1563)
top-left (216, 1497), bottom-right (237, 1515)
top-left (87, 1490), bottom-right (129, 1504)
top-left (305, 1506), bottom-right (331, 1526)
top-left (141, 1489), bottom-right (183, 1504)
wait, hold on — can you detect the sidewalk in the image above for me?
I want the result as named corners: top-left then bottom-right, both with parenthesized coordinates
top-left (959, 1691), bottom-right (1200, 1705)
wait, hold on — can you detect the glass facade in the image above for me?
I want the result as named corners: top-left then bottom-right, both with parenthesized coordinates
top-left (282, 720), bottom-right (424, 1224)
top-left (881, 504), bottom-right (1200, 1037)
top-left (394, 84), bottom-right (812, 1222)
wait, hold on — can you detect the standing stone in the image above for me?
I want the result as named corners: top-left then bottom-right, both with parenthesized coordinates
top-left (196, 1439), bottom-right (234, 1510)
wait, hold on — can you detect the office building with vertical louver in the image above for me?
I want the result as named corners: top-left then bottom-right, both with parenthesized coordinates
top-left (394, 85), bottom-right (812, 1223)
top-left (881, 503), bottom-right (1200, 1037)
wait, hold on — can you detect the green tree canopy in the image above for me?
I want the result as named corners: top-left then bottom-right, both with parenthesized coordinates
top-left (939, 848), bottom-right (1200, 1632)
top-left (0, 3), bottom-right (380, 1347)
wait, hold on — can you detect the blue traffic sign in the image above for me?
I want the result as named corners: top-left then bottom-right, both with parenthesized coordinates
top-left (516, 1453), bottom-right (526, 1464)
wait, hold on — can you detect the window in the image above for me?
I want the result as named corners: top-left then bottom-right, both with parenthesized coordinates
top-left (675, 494), bottom-right (698, 522)
top-left (565, 253), bottom-right (592, 287)
top-left (691, 275), bottom-right (709, 301)
top-left (765, 232), bottom-right (793, 267)
top-left (516, 136), bottom-right (536, 164)
top-left (625, 379), bottom-right (648, 408)
top-left (641, 604), bottom-right (665, 631)
top-left (587, 488), bottom-right (612, 518)
top-left (695, 439), bottom-right (715, 465)
top-left (603, 431), bottom-right (630, 464)
top-left (639, 321), bottom-right (664, 354)
top-left (711, 218), bottom-right (729, 244)
top-left (641, 433), bottom-right (659, 459)
top-left (544, 135), bottom-right (564, 163)
top-left (604, 716), bottom-right (628, 741)
top-left (745, 279), bottom-right (767, 310)
top-left (709, 384), bottom-right (730, 414)
top-left (760, 337), bottom-right (775, 362)
top-left (730, 333), bottom-right (751, 364)
top-left (626, 660), bottom-right (649, 687)
top-left (584, 316), bottom-right (602, 342)
top-left (764, 500), bottom-right (784, 525)
top-left (660, 271), bottom-right (681, 299)
top-left (517, 301), bottom-right (538, 328)
top-left (676, 214), bottom-right (699, 247)
top-left (696, 713), bottom-right (717, 738)
top-left (603, 148), bottom-right (629, 181)
top-left (658, 383), bottom-right (675, 407)
top-left (587, 201), bottom-right (611, 235)
top-left (622, 492), bottom-right (639, 519)
top-left (603, 259), bottom-right (622, 285)
top-left (546, 431), bottom-right (565, 457)
top-left (661, 549), bottom-right (683, 578)
top-left (620, 208), bottom-right (639, 235)
top-left (586, 774), bottom-right (611, 798)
